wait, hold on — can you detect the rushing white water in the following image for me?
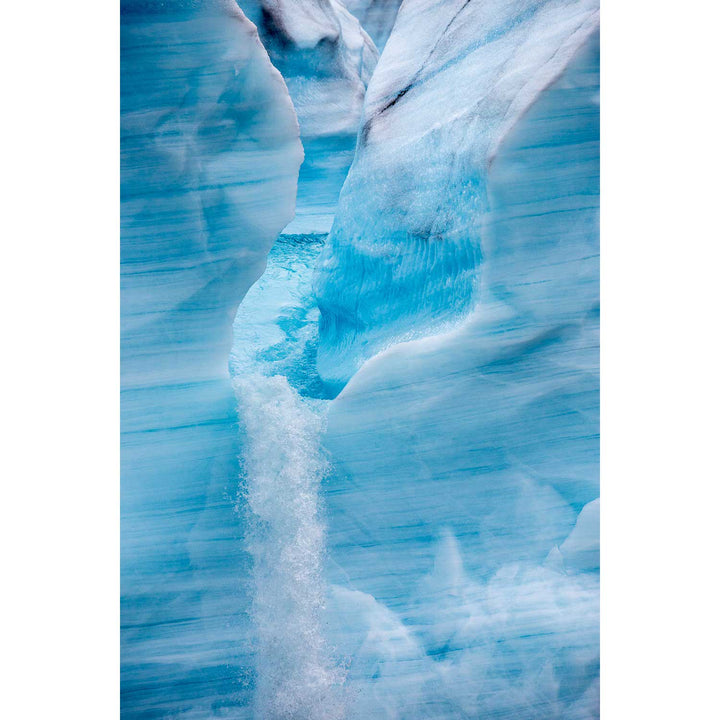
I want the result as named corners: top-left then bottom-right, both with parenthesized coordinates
top-left (235, 375), bottom-right (344, 720)
top-left (232, 235), bottom-right (344, 719)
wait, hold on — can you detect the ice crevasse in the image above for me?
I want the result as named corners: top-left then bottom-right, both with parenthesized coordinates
top-left (120, 0), bottom-right (384, 715)
top-left (240, 0), bottom-right (380, 232)
top-left (121, 0), bottom-right (601, 717)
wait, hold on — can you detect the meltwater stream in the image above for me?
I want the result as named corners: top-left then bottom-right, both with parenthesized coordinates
top-left (230, 235), bottom-right (344, 720)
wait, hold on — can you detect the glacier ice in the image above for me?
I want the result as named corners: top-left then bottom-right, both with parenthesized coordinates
top-left (312, 1), bottom-right (600, 717)
top-left (558, 498), bottom-right (600, 573)
top-left (121, 0), bottom-right (601, 717)
top-left (315, 0), bottom-right (600, 390)
top-left (120, 1), bottom-right (302, 715)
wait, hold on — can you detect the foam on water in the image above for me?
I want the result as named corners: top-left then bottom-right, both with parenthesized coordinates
top-left (232, 235), bottom-right (344, 719)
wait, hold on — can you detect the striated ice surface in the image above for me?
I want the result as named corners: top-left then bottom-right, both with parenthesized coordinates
top-left (239, 0), bottom-right (379, 233)
top-left (121, 0), bottom-right (600, 717)
top-left (313, 1), bottom-right (600, 717)
top-left (120, 1), bottom-right (302, 716)
top-left (315, 0), bottom-right (600, 390)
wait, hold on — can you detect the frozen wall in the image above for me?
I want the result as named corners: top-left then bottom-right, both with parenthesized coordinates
top-left (120, 1), bottom-right (302, 716)
top-left (315, 0), bottom-right (600, 391)
top-left (315, 1), bottom-right (600, 716)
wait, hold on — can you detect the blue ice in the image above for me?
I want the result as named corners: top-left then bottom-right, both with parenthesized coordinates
top-left (121, 0), bottom-right (600, 717)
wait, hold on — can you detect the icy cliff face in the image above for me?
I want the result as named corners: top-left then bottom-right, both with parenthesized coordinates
top-left (315, 1), bottom-right (600, 717)
top-left (315, 0), bottom-right (600, 390)
top-left (120, 1), bottom-right (302, 715)
top-left (239, 0), bottom-right (379, 232)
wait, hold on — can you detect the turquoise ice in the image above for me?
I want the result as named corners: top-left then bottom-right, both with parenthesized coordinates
top-left (121, 0), bottom-right (600, 717)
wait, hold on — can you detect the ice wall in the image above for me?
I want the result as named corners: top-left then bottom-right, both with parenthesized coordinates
top-left (239, 0), bottom-right (379, 232)
top-left (315, 0), bottom-right (600, 391)
top-left (315, 1), bottom-right (600, 716)
top-left (120, 1), bottom-right (302, 715)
